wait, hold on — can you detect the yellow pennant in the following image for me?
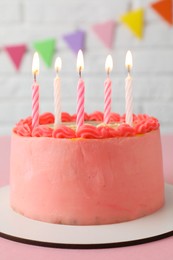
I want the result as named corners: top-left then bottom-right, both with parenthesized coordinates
top-left (120, 8), bottom-right (144, 39)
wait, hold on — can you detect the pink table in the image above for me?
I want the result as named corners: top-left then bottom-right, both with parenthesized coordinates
top-left (0, 136), bottom-right (173, 260)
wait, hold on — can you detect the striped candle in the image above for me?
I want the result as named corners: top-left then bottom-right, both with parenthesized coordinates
top-left (104, 77), bottom-right (112, 124)
top-left (125, 75), bottom-right (133, 126)
top-left (76, 78), bottom-right (85, 129)
top-left (32, 82), bottom-right (39, 129)
top-left (125, 50), bottom-right (133, 126)
top-left (76, 50), bottom-right (85, 130)
top-left (32, 52), bottom-right (40, 129)
top-left (54, 57), bottom-right (62, 126)
top-left (104, 55), bottom-right (113, 124)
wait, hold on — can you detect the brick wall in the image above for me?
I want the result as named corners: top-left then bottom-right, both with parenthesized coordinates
top-left (0, 0), bottom-right (173, 135)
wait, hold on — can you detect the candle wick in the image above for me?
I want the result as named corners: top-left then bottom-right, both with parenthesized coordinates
top-left (127, 65), bottom-right (131, 77)
top-left (56, 69), bottom-right (59, 77)
top-left (107, 68), bottom-right (110, 78)
top-left (79, 67), bottom-right (82, 78)
top-left (34, 73), bottom-right (37, 82)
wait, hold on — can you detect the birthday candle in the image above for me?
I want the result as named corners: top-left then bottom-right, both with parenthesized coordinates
top-left (125, 50), bottom-right (133, 126)
top-left (104, 55), bottom-right (113, 124)
top-left (76, 50), bottom-right (85, 130)
top-left (54, 57), bottom-right (62, 126)
top-left (32, 52), bottom-right (40, 129)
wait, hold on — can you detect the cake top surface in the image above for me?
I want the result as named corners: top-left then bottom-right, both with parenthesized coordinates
top-left (13, 111), bottom-right (160, 139)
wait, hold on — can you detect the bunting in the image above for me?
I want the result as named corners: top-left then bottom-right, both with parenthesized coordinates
top-left (2, 1), bottom-right (173, 70)
top-left (33, 39), bottom-right (56, 67)
top-left (63, 30), bottom-right (85, 54)
top-left (120, 8), bottom-right (144, 39)
top-left (4, 44), bottom-right (27, 70)
top-left (92, 20), bottom-right (116, 49)
top-left (151, 0), bottom-right (173, 25)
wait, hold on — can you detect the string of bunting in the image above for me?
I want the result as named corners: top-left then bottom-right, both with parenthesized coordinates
top-left (2, 0), bottom-right (173, 71)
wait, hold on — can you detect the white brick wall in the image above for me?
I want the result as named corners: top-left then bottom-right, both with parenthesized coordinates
top-left (0, 0), bottom-right (173, 135)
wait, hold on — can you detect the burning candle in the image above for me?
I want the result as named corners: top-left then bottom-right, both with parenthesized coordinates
top-left (76, 49), bottom-right (85, 130)
top-left (125, 50), bottom-right (133, 126)
top-left (104, 55), bottom-right (113, 124)
top-left (54, 57), bottom-right (62, 126)
top-left (32, 52), bottom-right (40, 129)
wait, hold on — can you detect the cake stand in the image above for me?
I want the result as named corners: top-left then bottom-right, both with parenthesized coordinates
top-left (0, 184), bottom-right (173, 249)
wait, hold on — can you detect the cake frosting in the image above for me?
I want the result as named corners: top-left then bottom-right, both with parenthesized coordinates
top-left (13, 112), bottom-right (160, 138)
top-left (10, 112), bottom-right (164, 225)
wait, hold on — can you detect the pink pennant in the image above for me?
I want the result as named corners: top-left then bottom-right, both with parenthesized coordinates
top-left (4, 44), bottom-right (27, 70)
top-left (63, 30), bottom-right (85, 54)
top-left (92, 20), bottom-right (116, 49)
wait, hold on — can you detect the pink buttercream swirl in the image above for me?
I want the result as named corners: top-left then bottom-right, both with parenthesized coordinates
top-left (117, 124), bottom-right (136, 137)
top-left (88, 111), bottom-right (103, 122)
top-left (134, 116), bottom-right (159, 134)
top-left (109, 113), bottom-right (121, 123)
top-left (53, 125), bottom-right (76, 138)
top-left (39, 112), bottom-right (54, 125)
top-left (13, 111), bottom-right (160, 139)
top-left (16, 116), bottom-right (32, 129)
top-left (61, 112), bottom-right (73, 122)
top-left (61, 112), bottom-right (89, 122)
top-left (76, 125), bottom-right (101, 139)
top-left (13, 124), bottom-right (31, 137)
top-left (32, 125), bottom-right (53, 137)
top-left (76, 125), bottom-right (120, 139)
top-left (97, 126), bottom-right (120, 138)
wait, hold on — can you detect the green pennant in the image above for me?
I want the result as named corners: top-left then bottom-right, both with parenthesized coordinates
top-left (33, 38), bottom-right (56, 67)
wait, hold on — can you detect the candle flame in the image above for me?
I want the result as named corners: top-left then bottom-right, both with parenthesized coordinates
top-left (55, 57), bottom-right (62, 73)
top-left (32, 52), bottom-right (39, 75)
top-left (77, 50), bottom-right (84, 73)
top-left (105, 55), bottom-right (113, 74)
top-left (125, 50), bottom-right (133, 72)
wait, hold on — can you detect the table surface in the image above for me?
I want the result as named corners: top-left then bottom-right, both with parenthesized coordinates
top-left (0, 135), bottom-right (173, 260)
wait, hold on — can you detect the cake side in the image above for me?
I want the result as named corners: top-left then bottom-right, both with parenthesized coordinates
top-left (10, 113), bottom-right (164, 225)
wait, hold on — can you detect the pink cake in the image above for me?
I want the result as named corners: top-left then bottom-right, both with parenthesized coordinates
top-left (10, 112), bottom-right (164, 225)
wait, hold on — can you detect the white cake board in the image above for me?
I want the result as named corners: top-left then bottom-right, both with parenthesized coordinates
top-left (0, 185), bottom-right (173, 249)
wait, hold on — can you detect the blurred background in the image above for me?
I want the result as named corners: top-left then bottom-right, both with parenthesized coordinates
top-left (0, 0), bottom-right (173, 135)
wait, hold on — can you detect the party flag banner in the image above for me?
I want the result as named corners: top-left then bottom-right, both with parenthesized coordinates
top-left (120, 8), bottom-right (144, 39)
top-left (33, 38), bottom-right (56, 67)
top-left (4, 44), bottom-right (27, 70)
top-left (151, 0), bottom-right (173, 25)
top-left (92, 20), bottom-right (116, 49)
top-left (1, 1), bottom-right (173, 71)
top-left (63, 30), bottom-right (85, 54)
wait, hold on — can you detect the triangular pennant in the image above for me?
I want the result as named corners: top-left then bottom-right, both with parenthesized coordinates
top-left (92, 20), bottom-right (115, 49)
top-left (120, 8), bottom-right (144, 39)
top-left (151, 0), bottom-right (173, 25)
top-left (4, 44), bottom-right (27, 70)
top-left (33, 39), bottom-right (56, 67)
top-left (63, 30), bottom-right (85, 54)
